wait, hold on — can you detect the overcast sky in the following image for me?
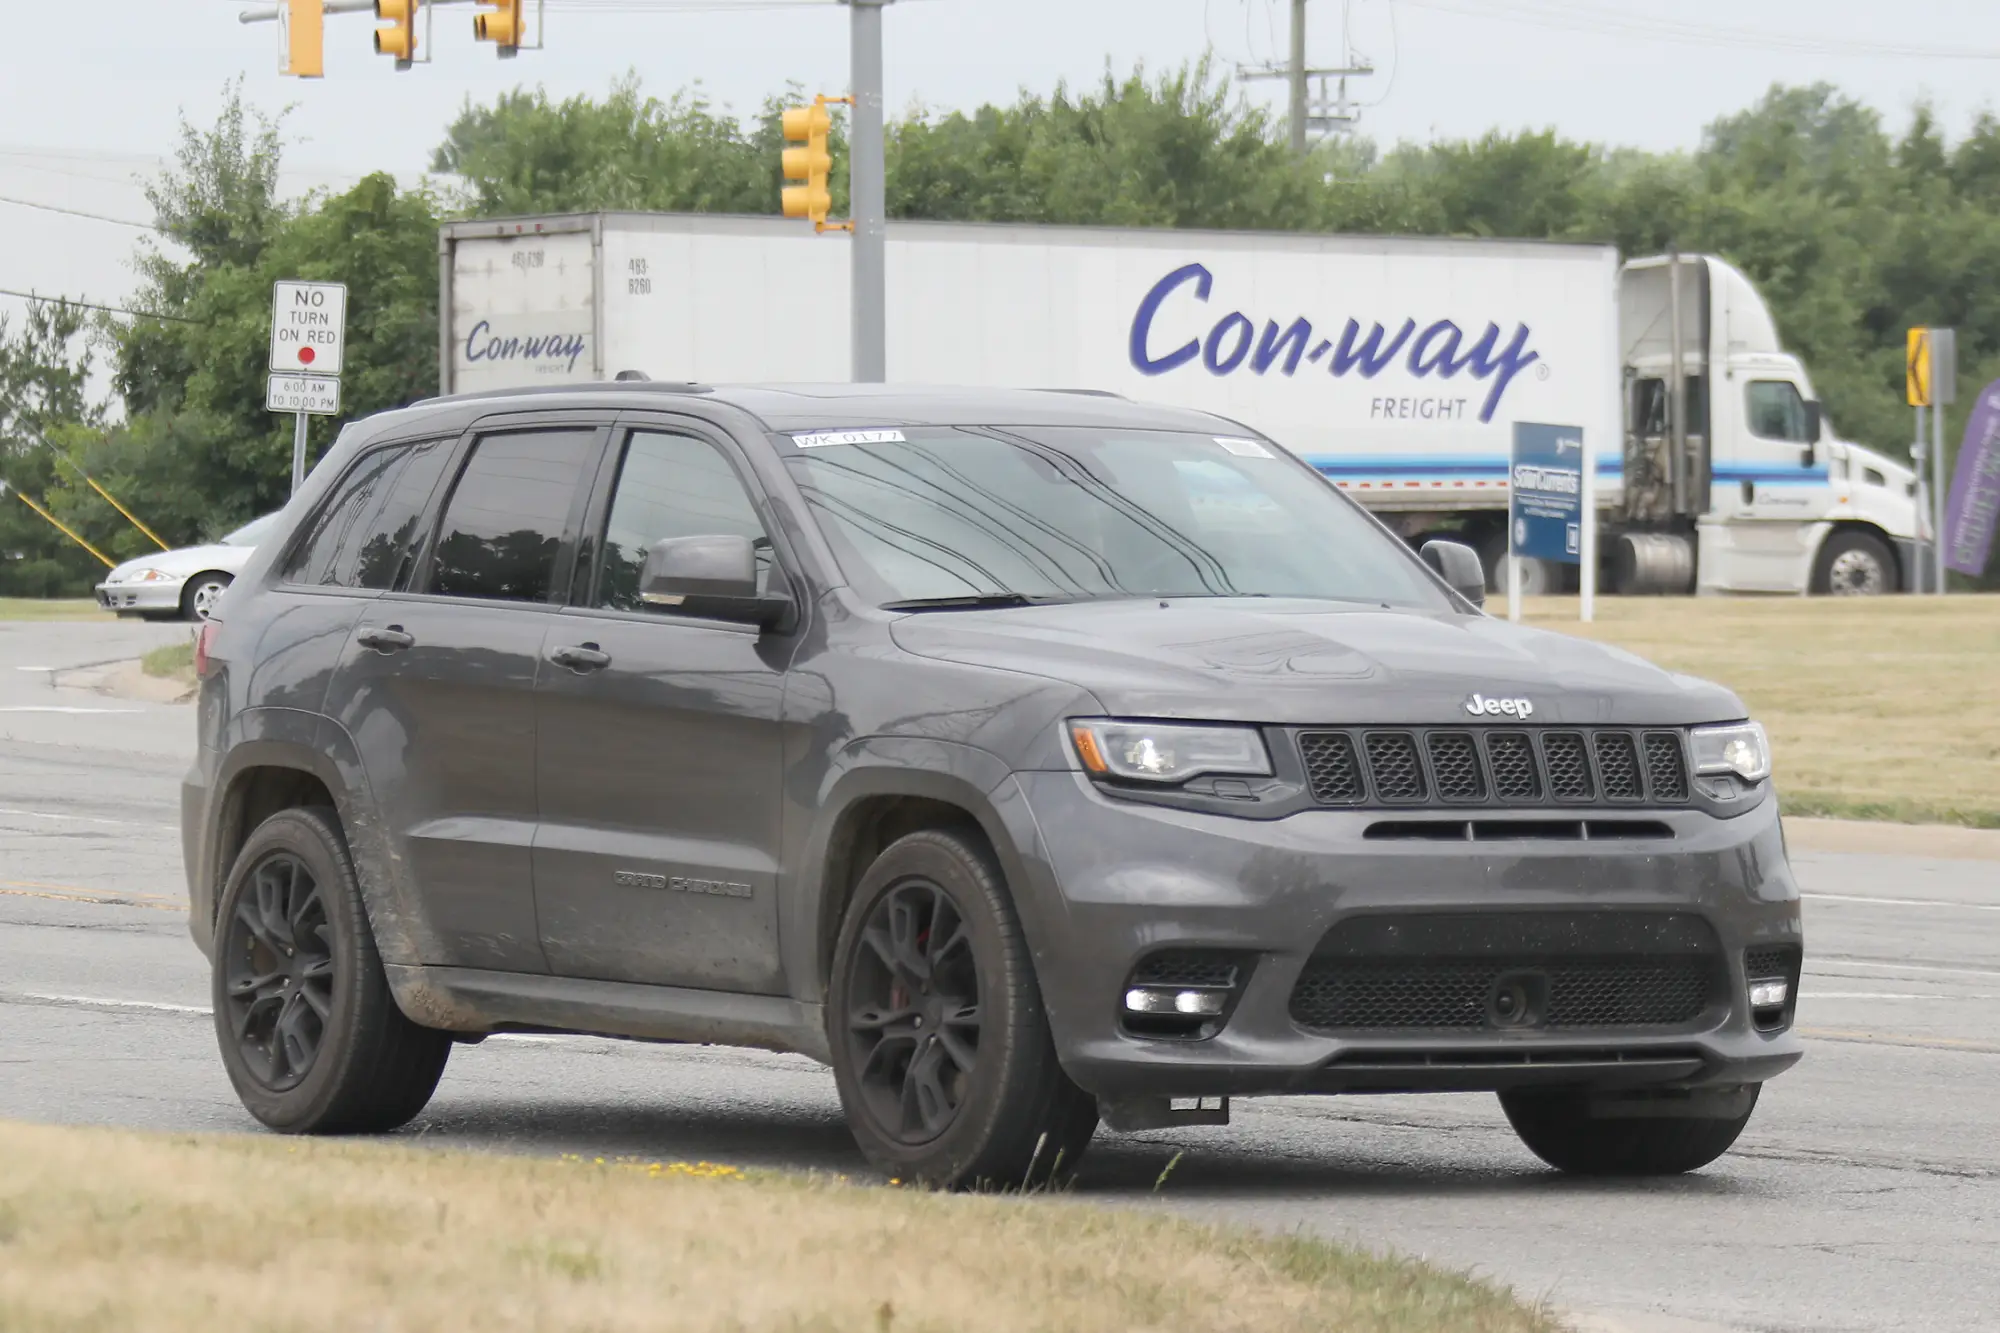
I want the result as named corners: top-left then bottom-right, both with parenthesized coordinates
top-left (5, 0), bottom-right (2000, 322)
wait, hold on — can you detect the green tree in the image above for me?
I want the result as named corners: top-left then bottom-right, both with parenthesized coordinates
top-left (0, 301), bottom-right (107, 596)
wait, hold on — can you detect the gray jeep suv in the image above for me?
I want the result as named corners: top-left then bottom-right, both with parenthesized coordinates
top-left (182, 382), bottom-right (1803, 1188)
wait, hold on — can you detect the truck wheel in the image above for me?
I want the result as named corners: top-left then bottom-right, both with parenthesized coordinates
top-left (1499, 1085), bottom-right (1760, 1176)
top-left (212, 806), bottom-right (452, 1134)
top-left (828, 828), bottom-right (1098, 1190)
top-left (1811, 529), bottom-right (1895, 596)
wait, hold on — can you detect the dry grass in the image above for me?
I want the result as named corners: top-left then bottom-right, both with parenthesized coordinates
top-left (0, 598), bottom-right (109, 622)
top-left (1494, 594), bottom-right (2000, 827)
top-left (0, 1122), bottom-right (1560, 1333)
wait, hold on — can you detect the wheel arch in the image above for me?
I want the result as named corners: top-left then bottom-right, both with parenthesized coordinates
top-left (786, 739), bottom-right (1043, 1011)
top-left (198, 718), bottom-right (435, 969)
top-left (1812, 519), bottom-right (1903, 593)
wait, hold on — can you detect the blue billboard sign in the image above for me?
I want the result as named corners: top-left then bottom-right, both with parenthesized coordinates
top-left (1510, 422), bottom-right (1584, 564)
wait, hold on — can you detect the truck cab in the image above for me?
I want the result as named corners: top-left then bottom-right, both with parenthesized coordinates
top-left (1616, 254), bottom-right (1921, 596)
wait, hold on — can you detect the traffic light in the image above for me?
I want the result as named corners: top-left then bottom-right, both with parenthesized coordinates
top-left (373, 0), bottom-right (417, 65)
top-left (781, 97), bottom-right (843, 231)
top-left (283, 0), bottom-right (324, 78)
top-left (473, 0), bottom-right (523, 54)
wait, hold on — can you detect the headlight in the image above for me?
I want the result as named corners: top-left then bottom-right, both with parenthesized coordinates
top-left (130, 568), bottom-right (173, 583)
top-left (1068, 719), bottom-right (1271, 784)
top-left (1690, 722), bottom-right (1771, 783)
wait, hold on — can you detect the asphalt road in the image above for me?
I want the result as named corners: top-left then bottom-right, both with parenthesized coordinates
top-left (4, 620), bottom-right (1998, 1333)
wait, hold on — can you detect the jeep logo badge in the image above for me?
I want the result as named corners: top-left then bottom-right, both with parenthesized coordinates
top-left (1465, 693), bottom-right (1534, 719)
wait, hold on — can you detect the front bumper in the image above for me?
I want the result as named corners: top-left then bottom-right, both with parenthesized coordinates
top-left (95, 580), bottom-right (184, 614)
top-left (1004, 771), bottom-right (1804, 1100)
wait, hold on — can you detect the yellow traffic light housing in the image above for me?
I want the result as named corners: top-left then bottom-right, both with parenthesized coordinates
top-left (782, 96), bottom-right (851, 233)
top-left (473, 0), bottom-right (524, 53)
top-left (374, 0), bottom-right (417, 66)
top-left (283, 0), bottom-right (325, 78)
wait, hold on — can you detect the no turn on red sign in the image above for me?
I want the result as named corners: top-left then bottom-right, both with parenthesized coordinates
top-left (270, 280), bottom-right (348, 376)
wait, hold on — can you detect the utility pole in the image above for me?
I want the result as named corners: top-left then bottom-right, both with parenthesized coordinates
top-left (1239, 0), bottom-right (1374, 154)
top-left (849, 0), bottom-right (890, 382)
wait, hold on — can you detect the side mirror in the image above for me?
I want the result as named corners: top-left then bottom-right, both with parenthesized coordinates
top-left (1802, 400), bottom-right (1823, 465)
top-left (1420, 539), bottom-right (1487, 610)
top-left (639, 535), bottom-right (792, 629)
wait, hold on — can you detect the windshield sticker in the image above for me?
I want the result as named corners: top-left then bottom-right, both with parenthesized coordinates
top-left (791, 429), bottom-right (908, 449)
top-left (1215, 436), bottom-right (1275, 459)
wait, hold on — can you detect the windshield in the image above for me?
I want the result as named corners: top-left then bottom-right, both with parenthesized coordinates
top-left (220, 514), bottom-right (280, 548)
top-left (785, 426), bottom-right (1454, 611)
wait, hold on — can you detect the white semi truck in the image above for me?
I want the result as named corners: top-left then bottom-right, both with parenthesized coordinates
top-left (437, 212), bottom-right (1923, 596)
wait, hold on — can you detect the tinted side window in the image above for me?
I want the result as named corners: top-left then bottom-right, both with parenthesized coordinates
top-left (428, 429), bottom-right (597, 603)
top-left (1747, 381), bottom-right (1811, 443)
top-left (595, 431), bottom-right (769, 613)
top-left (283, 439), bottom-right (453, 590)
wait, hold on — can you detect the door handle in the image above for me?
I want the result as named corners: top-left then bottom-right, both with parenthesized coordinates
top-left (549, 643), bottom-right (611, 672)
top-left (356, 625), bottom-right (414, 652)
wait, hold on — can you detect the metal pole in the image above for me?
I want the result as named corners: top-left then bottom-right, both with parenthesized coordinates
top-left (1288, 0), bottom-right (1308, 156)
top-left (850, 0), bottom-right (888, 383)
top-left (1507, 552), bottom-right (1521, 623)
top-left (1932, 394), bottom-right (1947, 595)
top-left (1666, 252), bottom-right (1686, 519)
top-left (292, 412), bottom-right (309, 495)
top-left (1913, 405), bottom-right (1928, 593)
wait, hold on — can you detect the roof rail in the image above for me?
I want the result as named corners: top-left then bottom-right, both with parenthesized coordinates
top-left (415, 380), bottom-right (713, 406)
top-left (1036, 388), bottom-right (1125, 398)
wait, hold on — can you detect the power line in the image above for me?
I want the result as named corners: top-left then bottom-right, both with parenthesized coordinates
top-left (1400, 0), bottom-right (2000, 61)
top-left (0, 288), bottom-right (199, 324)
top-left (0, 195), bottom-right (156, 232)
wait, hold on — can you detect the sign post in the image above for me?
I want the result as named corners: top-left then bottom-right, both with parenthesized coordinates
top-left (269, 280), bottom-right (348, 494)
top-left (1908, 326), bottom-right (1957, 594)
top-left (1508, 422), bottom-right (1585, 623)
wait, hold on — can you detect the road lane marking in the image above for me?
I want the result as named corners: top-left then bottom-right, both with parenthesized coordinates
top-left (3, 879), bottom-right (181, 904)
top-left (1811, 957), bottom-right (2000, 980)
top-left (1805, 992), bottom-right (2000, 1001)
top-left (0, 706), bottom-right (145, 714)
top-left (2, 991), bottom-right (209, 1016)
top-left (0, 806), bottom-right (178, 832)
top-left (1, 876), bottom-right (188, 908)
top-left (1798, 1026), bottom-right (2000, 1055)
top-left (1803, 892), bottom-right (2000, 912)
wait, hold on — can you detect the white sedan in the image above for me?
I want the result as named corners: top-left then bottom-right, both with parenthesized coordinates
top-left (94, 514), bottom-right (280, 621)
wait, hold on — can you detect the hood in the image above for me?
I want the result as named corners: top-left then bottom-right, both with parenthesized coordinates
top-left (105, 542), bottom-right (255, 583)
top-left (889, 598), bottom-right (1744, 727)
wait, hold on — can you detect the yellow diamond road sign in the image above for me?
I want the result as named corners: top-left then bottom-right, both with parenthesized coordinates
top-left (1908, 327), bottom-right (1932, 407)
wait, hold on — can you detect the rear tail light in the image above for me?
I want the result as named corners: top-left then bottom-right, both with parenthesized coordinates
top-left (194, 620), bottom-right (217, 678)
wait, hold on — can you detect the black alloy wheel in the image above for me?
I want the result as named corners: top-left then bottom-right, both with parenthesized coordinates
top-left (221, 850), bottom-right (335, 1092)
top-left (827, 829), bottom-right (1099, 1190)
top-left (843, 879), bottom-right (985, 1144)
top-left (211, 806), bottom-right (452, 1134)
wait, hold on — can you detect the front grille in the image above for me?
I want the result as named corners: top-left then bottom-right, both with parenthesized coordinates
top-left (1300, 732), bottom-right (1365, 802)
top-left (1289, 912), bottom-right (1723, 1033)
top-left (1295, 727), bottom-right (1691, 809)
top-left (1744, 944), bottom-right (1801, 983)
top-left (1365, 732), bottom-right (1427, 802)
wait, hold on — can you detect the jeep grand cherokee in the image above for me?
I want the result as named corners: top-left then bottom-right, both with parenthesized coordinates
top-left (182, 382), bottom-right (1803, 1188)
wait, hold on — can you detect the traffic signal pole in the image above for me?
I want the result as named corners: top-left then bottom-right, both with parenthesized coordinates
top-left (849, 0), bottom-right (889, 383)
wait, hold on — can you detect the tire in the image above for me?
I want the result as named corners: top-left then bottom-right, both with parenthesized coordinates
top-left (181, 571), bottom-right (233, 621)
top-left (1500, 1084), bottom-right (1760, 1176)
top-left (1811, 529), bottom-right (1896, 596)
top-left (211, 806), bottom-right (452, 1134)
top-left (828, 828), bottom-right (1099, 1190)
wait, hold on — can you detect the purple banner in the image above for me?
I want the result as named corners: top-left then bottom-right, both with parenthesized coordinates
top-left (1944, 379), bottom-right (2000, 576)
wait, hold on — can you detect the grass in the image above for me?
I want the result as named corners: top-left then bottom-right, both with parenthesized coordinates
top-left (0, 598), bottom-right (109, 622)
top-left (0, 1121), bottom-right (1562, 1333)
top-left (140, 640), bottom-right (195, 683)
top-left (1495, 593), bottom-right (2000, 828)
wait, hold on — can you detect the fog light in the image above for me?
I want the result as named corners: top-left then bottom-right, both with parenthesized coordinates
top-left (1749, 979), bottom-right (1789, 1010)
top-left (1124, 986), bottom-right (1227, 1017)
